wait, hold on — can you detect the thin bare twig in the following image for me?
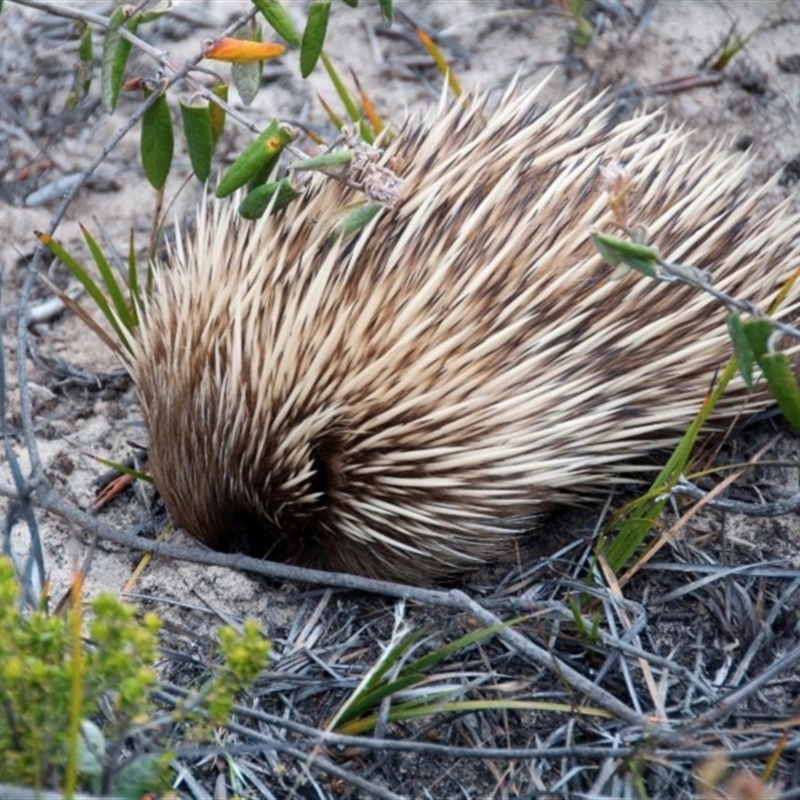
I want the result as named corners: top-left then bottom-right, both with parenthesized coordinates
top-left (11, 0), bottom-right (264, 133)
top-left (0, 480), bottom-right (499, 608)
top-left (654, 255), bottom-right (800, 342)
top-left (449, 590), bottom-right (649, 728)
top-left (689, 640), bottom-right (800, 729)
top-left (159, 680), bottom-right (800, 763)
top-left (672, 477), bottom-right (800, 516)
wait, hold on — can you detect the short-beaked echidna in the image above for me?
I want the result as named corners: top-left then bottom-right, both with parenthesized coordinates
top-left (131, 80), bottom-right (800, 583)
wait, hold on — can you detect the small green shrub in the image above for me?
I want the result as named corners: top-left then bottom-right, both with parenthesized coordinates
top-left (0, 557), bottom-right (164, 794)
top-left (0, 557), bottom-right (270, 797)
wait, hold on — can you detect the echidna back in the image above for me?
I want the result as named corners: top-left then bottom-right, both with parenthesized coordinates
top-left (132, 82), bottom-right (800, 583)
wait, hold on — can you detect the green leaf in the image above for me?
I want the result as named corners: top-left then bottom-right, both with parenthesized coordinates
top-left (726, 311), bottom-right (754, 387)
top-left (378, 0), bottom-right (393, 25)
top-left (238, 179), bottom-right (300, 219)
top-left (759, 352), bottom-right (800, 431)
top-left (251, 0), bottom-right (301, 46)
top-left (740, 317), bottom-right (773, 359)
top-left (67, 22), bottom-right (93, 106)
top-left (739, 317), bottom-right (800, 430)
top-left (139, 0), bottom-right (173, 24)
top-left (231, 25), bottom-right (263, 106)
top-left (78, 25), bottom-right (94, 97)
top-left (215, 120), bottom-right (294, 198)
top-left (591, 232), bottom-right (659, 278)
top-left (568, 0), bottom-right (593, 48)
top-left (111, 754), bottom-right (167, 800)
top-left (341, 0), bottom-right (358, 6)
top-left (209, 83), bottom-right (228, 144)
top-left (336, 203), bottom-right (383, 238)
top-left (100, 7), bottom-right (126, 112)
top-left (180, 101), bottom-right (214, 182)
top-left (141, 91), bottom-right (174, 189)
top-left (78, 23), bottom-right (92, 60)
top-left (76, 720), bottom-right (105, 777)
top-left (300, 0), bottom-right (331, 78)
top-left (100, 8), bottom-right (140, 113)
top-left (231, 60), bottom-right (262, 106)
top-left (288, 150), bottom-right (352, 172)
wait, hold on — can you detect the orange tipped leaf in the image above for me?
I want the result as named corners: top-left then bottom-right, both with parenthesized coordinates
top-left (204, 37), bottom-right (286, 62)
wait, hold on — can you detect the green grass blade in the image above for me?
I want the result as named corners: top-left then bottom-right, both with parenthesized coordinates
top-left (317, 92), bottom-right (345, 130)
top-left (404, 620), bottom-right (517, 675)
top-left (79, 224), bottom-right (132, 332)
top-left (319, 50), bottom-right (373, 142)
top-left (36, 231), bottom-right (131, 350)
top-left (341, 698), bottom-right (613, 735)
top-left (334, 673), bottom-right (426, 728)
top-left (328, 629), bottom-right (424, 729)
top-left (93, 455), bottom-right (152, 484)
top-left (417, 28), bottom-right (463, 99)
top-left (127, 229), bottom-right (140, 327)
top-left (603, 358), bottom-right (739, 571)
top-left (378, 0), bottom-right (393, 25)
top-left (363, 629), bottom-right (425, 690)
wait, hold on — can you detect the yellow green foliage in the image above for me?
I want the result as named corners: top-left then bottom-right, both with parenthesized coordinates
top-left (0, 557), bottom-right (161, 792)
top-left (0, 557), bottom-right (270, 796)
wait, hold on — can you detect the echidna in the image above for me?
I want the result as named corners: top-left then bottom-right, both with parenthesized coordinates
top-left (131, 80), bottom-right (800, 584)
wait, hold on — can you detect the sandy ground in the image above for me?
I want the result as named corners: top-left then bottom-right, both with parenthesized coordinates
top-left (3, 0), bottom-right (800, 796)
